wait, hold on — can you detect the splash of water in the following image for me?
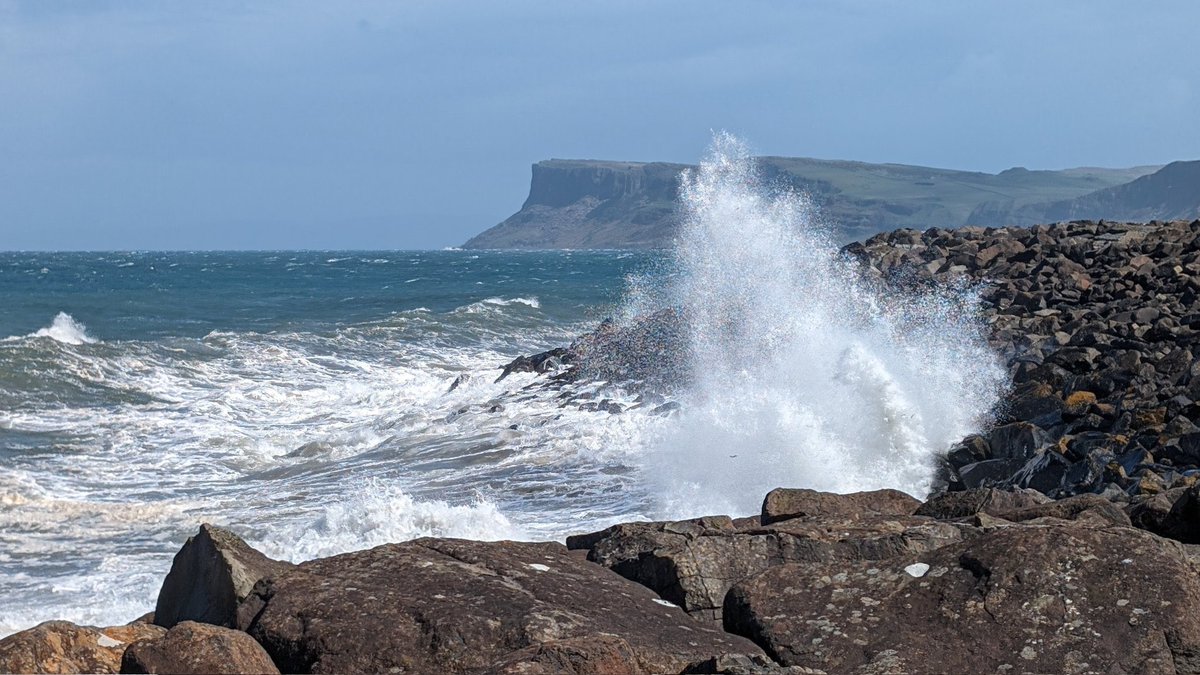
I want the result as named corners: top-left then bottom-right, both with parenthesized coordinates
top-left (642, 134), bottom-right (1006, 515)
top-left (4, 312), bottom-right (96, 345)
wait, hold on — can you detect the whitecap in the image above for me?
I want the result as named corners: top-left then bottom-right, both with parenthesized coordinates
top-left (8, 312), bottom-right (98, 345)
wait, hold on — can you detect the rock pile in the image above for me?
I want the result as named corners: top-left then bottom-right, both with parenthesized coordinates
top-left (845, 220), bottom-right (1200, 506)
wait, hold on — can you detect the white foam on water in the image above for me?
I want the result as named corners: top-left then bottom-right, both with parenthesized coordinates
top-left (640, 133), bottom-right (1006, 517)
top-left (257, 479), bottom-right (523, 563)
top-left (5, 312), bottom-right (96, 345)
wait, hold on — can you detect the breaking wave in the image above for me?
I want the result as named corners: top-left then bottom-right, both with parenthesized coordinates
top-left (639, 133), bottom-right (1006, 515)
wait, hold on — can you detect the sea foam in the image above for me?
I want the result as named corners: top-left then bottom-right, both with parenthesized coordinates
top-left (6, 312), bottom-right (96, 345)
top-left (639, 134), bottom-right (1006, 516)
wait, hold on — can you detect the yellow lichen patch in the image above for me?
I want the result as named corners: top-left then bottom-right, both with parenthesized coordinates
top-left (1064, 391), bottom-right (1097, 412)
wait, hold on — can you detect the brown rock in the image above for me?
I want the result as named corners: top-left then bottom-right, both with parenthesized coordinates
top-left (724, 522), bottom-right (1200, 673)
top-left (760, 488), bottom-right (920, 526)
top-left (571, 513), bottom-right (967, 623)
top-left (914, 487), bottom-right (1051, 520)
top-left (0, 621), bottom-right (164, 674)
top-left (237, 537), bottom-right (763, 674)
top-left (119, 621), bottom-right (278, 674)
top-left (487, 635), bottom-right (645, 675)
top-left (154, 524), bottom-right (293, 629)
top-left (997, 493), bottom-right (1132, 527)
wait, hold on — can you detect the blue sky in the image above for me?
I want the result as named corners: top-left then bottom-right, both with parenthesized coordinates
top-left (1, 0), bottom-right (1197, 250)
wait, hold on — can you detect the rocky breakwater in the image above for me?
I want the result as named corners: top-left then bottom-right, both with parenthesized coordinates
top-left (8, 485), bottom-right (1200, 673)
top-left (844, 220), bottom-right (1200, 511)
top-left (506, 219), bottom-right (1200, 515)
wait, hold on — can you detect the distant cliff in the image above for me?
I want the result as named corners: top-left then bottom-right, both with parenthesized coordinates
top-left (463, 158), bottom-right (1160, 249)
top-left (972, 160), bottom-right (1200, 227)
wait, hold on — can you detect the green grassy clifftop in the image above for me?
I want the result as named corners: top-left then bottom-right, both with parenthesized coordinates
top-left (463, 157), bottom-right (1161, 249)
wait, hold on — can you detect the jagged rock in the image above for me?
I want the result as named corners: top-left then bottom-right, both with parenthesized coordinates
top-left (724, 522), bottom-right (1200, 673)
top-left (154, 524), bottom-right (293, 629)
top-left (119, 621), bottom-right (279, 674)
top-left (236, 537), bottom-right (763, 674)
top-left (760, 488), bottom-right (920, 526)
top-left (0, 621), bottom-right (165, 674)
top-left (1128, 485), bottom-right (1200, 544)
top-left (914, 487), bottom-right (1051, 519)
top-left (568, 510), bottom-right (966, 623)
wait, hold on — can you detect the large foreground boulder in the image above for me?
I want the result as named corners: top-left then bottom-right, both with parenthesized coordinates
top-left (236, 537), bottom-right (763, 674)
top-left (154, 524), bottom-right (293, 629)
top-left (120, 621), bottom-right (279, 674)
top-left (724, 522), bottom-right (1200, 673)
top-left (568, 507), bottom-right (968, 623)
top-left (0, 621), bottom-right (165, 674)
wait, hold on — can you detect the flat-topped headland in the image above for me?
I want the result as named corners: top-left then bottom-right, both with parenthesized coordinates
top-left (7, 219), bottom-right (1200, 674)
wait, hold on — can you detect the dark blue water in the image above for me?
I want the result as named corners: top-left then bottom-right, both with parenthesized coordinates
top-left (0, 250), bottom-right (658, 340)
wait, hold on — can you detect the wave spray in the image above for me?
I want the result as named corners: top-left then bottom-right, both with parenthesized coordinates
top-left (643, 134), bottom-right (1006, 516)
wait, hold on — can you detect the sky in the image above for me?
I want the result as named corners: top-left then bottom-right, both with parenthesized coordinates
top-left (1, 1), bottom-right (1198, 250)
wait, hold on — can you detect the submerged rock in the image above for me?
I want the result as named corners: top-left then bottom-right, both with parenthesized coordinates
top-left (154, 524), bottom-right (293, 629)
top-left (236, 537), bottom-right (763, 674)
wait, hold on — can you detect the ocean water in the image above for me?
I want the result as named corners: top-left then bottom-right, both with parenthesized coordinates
top-left (0, 139), bottom-right (1006, 635)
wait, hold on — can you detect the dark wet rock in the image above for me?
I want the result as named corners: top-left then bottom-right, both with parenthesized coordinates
top-left (496, 347), bottom-right (571, 382)
top-left (154, 524), bottom-right (293, 629)
top-left (568, 509), bottom-right (966, 624)
top-left (0, 621), bottom-right (165, 675)
top-left (724, 522), bottom-right (1200, 674)
top-left (957, 458), bottom-right (1026, 488)
top-left (984, 421), bottom-right (1051, 460)
top-left (119, 621), bottom-right (279, 675)
top-left (914, 487), bottom-right (1051, 519)
top-left (849, 220), bottom-right (1200, 501)
top-left (236, 537), bottom-right (762, 674)
top-left (1128, 484), bottom-right (1200, 544)
top-left (447, 373), bottom-right (470, 392)
top-left (760, 488), bottom-right (920, 526)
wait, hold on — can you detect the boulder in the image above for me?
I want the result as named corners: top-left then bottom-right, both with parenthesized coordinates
top-left (119, 621), bottom-right (279, 674)
top-left (724, 522), bottom-right (1200, 673)
top-left (570, 513), bottom-right (967, 623)
top-left (154, 524), bottom-right (293, 629)
top-left (236, 537), bottom-right (763, 674)
top-left (1129, 485), bottom-right (1200, 544)
top-left (997, 493), bottom-right (1131, 527)
top-left (914, 487), bottom-right (1050, 520)
top-left (760, 488), bottom-right (920, 525)
top-left (0, 621), bottom-right (165, 674)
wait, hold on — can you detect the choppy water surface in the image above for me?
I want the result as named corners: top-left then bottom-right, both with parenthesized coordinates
top-left (0, 138), bottom-right (1005, 635)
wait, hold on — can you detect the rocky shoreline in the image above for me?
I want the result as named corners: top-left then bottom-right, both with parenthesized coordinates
top-left (7, 219), bottom-right (1200, 674)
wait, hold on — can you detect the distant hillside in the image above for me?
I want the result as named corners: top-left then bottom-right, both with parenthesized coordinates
top-left (971, 160), bottom-right (1200, 227)
top-left (463, 158), bottom-right (1159, 249)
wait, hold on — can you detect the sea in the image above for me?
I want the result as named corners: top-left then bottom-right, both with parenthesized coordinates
top-left (0, 136), bottom-right (1008, 635)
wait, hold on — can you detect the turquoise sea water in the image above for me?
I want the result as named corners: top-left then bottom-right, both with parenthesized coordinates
top-left (0, 250), bottom-right (665, 634)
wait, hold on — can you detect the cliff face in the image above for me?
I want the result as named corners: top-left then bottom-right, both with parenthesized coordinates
top-left (982, 160), bottom-right (1200, 226)
top-left (464, 160), bottom-right (687, 249)
top-left (464, 158), bottom-right (1160, 249)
